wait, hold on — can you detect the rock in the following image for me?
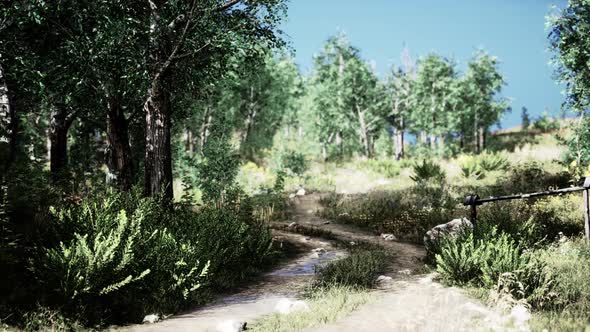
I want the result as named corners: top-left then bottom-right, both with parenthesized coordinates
top-left (288, 222), bottom-right (298, 228)
top-left (289, 193), bottom-right (296, 199)
top-left (510, 304), bottom-right (531, 328)
top-left (275, 298), bottom-right (309, 314)
top-left (349, 241), bottom-right (356, 246)
top-left (397, 269), bottom-right (411, 275)
top-left (142, 314), bottom-right (159, 324)
top-left (322, 221), bottom-right (330, 225)
top-left (312, 248), bottom-right (326, 253)
top-left (296, 188), bottom-right (306, 196)
top-left (381, 233), bottom-right (397, 241)
top-left (216, 319), bottom-right (247, 332)
top-left (376, 275), bottom-right (392, 283)
top-left (424, 218), bottom-right (473, 249)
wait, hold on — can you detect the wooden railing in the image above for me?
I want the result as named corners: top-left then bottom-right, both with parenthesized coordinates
top-left (463, 177), bottom-right (590, 240)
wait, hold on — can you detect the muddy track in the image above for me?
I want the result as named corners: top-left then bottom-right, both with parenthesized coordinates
top-left (120, 193), bottom-right (521, 332)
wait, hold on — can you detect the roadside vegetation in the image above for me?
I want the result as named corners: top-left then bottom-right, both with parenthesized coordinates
top-left (250, 242), bottom-right (388, 332)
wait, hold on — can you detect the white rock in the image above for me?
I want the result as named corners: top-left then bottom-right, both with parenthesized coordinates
top-left (510, 304), bottom-right (531, 325)
top-left (381, 233), bottom-right (397, 241)
top-left (312, 248), bottom-right (326, 253)
top-left (349, 241), bottom-right (356, 246)
top-left (397, 269), bottom-right (411, 275)
top-left (288, 222), bottom-right (298, 228)
top-left (142, 314), bottom-right (159, 324)
top-left (424, 218), bottom-right (473, 249)
top-left (296, 188), bottom-right (306, 196)
top-left (216, 319), bottom-right (247, 332)
top-left (289, 193), bottom-right (296, 199)
top-left (322, 221), bottom-right (330, 225)
top-left (275, 298), bottom-right (310, 314)
top-left (376, 275), bottom-right (393, 283)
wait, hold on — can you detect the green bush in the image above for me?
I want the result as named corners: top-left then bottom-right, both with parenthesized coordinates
top-left (24, 188), bottom-right (273, 326)
top-left (281, 151), bottom-right (308, 177)
top-left (319, 187), bottom-right (456, 243)
top-left (410, 159), bottom-right (446, 184)
top-left (435, 227), bottom-right (556, 307)
top-left (499, 162), bottom-right (571, 195)
top-left (356, 159), bottom-right (401, 178)
top-left (460, 160), bottom-right (485, 180)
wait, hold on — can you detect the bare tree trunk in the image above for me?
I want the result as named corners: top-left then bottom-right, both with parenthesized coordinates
top-left (478, 127), bottom-right (486, 151)
top-left (395, 128), bottom-right (404, 160)
top-left (49, 105), bottom-right (74, 184)
top-left (199, 106), bottom-right (212, 152)
top-left (106, 99), bottom-right (134, 191)
top-left (0, 64), bottom-right (16, 173)
top-left (420, 131), bottom-right (427, 145)
top-left (186, 128), bottom-right (194, 157)
top-left (356, 106), bottom-right (371, 158)
top-left (241, 86), bottom-right (257, 151)
top-left (429, 134), bottom-right (437, 149)
top-left (144, 82), bottom-right (173, 201)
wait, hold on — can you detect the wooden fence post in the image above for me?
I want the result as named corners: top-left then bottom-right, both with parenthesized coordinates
top-left (584, 178), bottom-right (590, 241)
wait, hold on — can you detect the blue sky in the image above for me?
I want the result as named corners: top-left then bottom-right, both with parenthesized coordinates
top-left (281, 0), bottom-right (568, 129)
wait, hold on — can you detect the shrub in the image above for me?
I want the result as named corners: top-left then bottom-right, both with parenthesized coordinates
top-left (460, 160), bottom-right (485, 180)
top-left (478, 152), bottom-right (510, 172)
top-left (319, 188), bottom-right (456, 243)
top-left (26, 188), bottom-right (274, 326)
top-left (281, 151), bottom-right (308, 177)
top-left (356, 159), bottom-right (401, 178)
top-left (435, 226), bottom-right (556, 308)
top-left (499, 162), bottom-right (571, 195)
top-left (410, 159), bottom-right (445, 184)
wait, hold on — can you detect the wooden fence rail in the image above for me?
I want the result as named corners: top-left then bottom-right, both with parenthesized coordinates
top-left (463, 177), bottom-right (590, 240)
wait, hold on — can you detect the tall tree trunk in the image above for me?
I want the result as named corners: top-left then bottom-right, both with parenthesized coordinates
top-left (429, 134), bottom-right (437, 149)
top-left (106, 100), bottom-right (134, 191)
top-left (241, 86), bottom-right (257, 151)
top-left (356, 106), bottom-right (371, 158)
top-left (420, 131), bottom-right (427, 145)
top-left (199, 106), bottom-right (212, 152)
top-left (478, 127), bottom-right (486, 151)
top-left (144, 83), bottom-right (173, 201)
top-left (474, 111), bottom-right (480, 153)
top-left (0, 64), bottom-right (16, 173)
top-left (186, 128), bottom-right (194, 157)
top-left (49, 105), bottom-right (74, 184)
top-left (336, 130), bottom-right (342, 156)
top-left (395, 128), bottom-right (404, 160)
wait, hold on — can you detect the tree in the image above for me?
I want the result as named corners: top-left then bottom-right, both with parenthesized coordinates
top-left (548, 0), bottom-right (590, 112)
top-left (311, 35), bottom-right (387, 159)
top-left (387, 47), bottom-right (416, 160)
top-left (462, 51), bottom-right (509, 152)
top-left (141, 0), bottom-right (287, 201)
top-left (521, 106), bottom-right (530, 129)
top-left (412, 54), bottom-right (456, 149)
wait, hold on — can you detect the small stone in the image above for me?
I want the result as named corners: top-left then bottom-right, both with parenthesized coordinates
top-left (424, 218), bottom-right (473, 250)
top-left (323, 221), bottom-right (330, 225)
top-left (397, 269), bottom-right (411, 275)
top-left (289, 193), bottom-right (296, 199)
top-left (216, 319), bottom-right (247, 332)
top-left (312, 248), bottom-right (326, 253)
top-left (381, 233), bottom-right (397, 241)
top-left (376, 275), bottom-right (393, 283)
top-left (296, 188), bottom-right (306, 196)
top-left (349, 241), bottom-right (356, 246)
top-left (288, 222), bottom-right (298, 228)
top-left (275, 298), bottom-right (309, 314)
top-left (142, 314), bottom-right (159, 324)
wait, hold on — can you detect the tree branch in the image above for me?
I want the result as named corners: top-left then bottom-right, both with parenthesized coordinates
top-left (216, 0), bottom-right (241, 12)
